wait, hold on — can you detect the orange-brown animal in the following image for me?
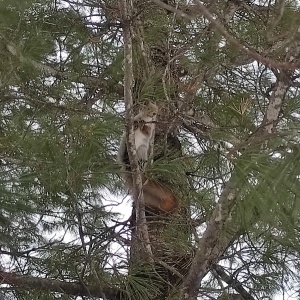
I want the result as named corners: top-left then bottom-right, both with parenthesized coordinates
top-left (118, 101), bottom-right (178, 212)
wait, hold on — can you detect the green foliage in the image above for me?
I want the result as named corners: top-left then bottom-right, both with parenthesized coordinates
top-left (0, 0), bottom-right (299, 299)
top-left (125, 265), bottom-right (163, 300)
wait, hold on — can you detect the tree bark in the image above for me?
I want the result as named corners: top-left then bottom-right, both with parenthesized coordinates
top-left (0, 271), bottom-right (119, 299)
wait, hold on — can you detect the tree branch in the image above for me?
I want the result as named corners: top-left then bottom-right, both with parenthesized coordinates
top-left (259, 77), bottom-right (289, 134)
top-left (0, 271), bottom-right (119, 299)
top-left (120, 0), bottom-right (153, 261)
top-left (180, 178), bottom-right (237, 300)
top-left (213, 265), bottom-right (255, 300)
top-left (179, 66), bottom-right (290, 300)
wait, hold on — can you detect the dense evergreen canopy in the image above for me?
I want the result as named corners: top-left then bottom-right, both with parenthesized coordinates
top-left (0, 0), bottom-right (300, 299)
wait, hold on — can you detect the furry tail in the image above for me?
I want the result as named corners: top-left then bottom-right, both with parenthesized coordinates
top-left (118, 135), bottom-right (179, 212)
top-left (125, 173), bottom-right (179, 212)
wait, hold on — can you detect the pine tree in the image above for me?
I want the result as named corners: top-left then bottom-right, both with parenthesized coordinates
top-left (0, 0), bottom-right (299, 299)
